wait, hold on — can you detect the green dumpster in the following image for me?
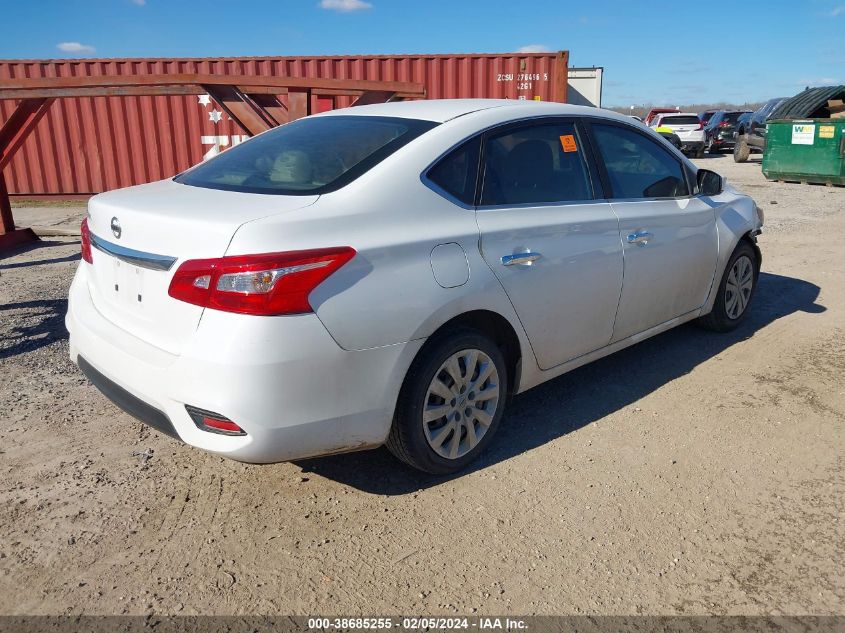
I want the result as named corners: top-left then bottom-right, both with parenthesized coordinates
top-left (763, 119), bottom-right (845, 186)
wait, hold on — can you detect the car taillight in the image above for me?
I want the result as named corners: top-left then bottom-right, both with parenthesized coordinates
top-left (698, 122), bottom-right (704, 130)
top-left (168, 246), bottom-right (356, 316)
top-left (80, 218), bottom-right (93, 264)
top-left (719, 121), bottom-right (730, 128)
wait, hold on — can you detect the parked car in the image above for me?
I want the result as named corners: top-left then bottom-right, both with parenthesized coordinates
top-left (704, 110), bottom-right (752, 153)
top-left (643, 107), bottom-right (681, 126)
top-left (698, 109), bottom-right (720, 128)
top-left (734, 97), bottom-right (788, 162)
top-left (650, 112), bottom-right (706, 157)
top-left (67, 100), bottom-right (763, 474)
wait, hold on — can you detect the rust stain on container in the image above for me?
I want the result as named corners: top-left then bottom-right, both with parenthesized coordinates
top-left (0, 52), bottom-right (568, 196)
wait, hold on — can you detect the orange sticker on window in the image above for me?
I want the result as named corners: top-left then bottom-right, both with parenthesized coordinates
top-left (560, 134), bottom-right (578, 152)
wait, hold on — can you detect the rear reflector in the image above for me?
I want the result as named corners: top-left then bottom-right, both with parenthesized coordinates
top-left (185, 405), bottom-right (246, 436)
top-left (168, 247), bottom-right (356, 316)
top-left (81, 218), bottom-right (93, 264)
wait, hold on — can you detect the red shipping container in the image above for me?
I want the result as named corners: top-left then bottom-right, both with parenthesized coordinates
top-left (0, 51), bottom-right (569, 196)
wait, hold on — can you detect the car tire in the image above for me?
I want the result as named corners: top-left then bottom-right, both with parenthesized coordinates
top-left (706, 140), bottom-right (718, 154)
top-left (695, 145), bottom-right (706, 158)
top-left (734, 136), bottom-right (751, 163)
top-left (386, 328), bottom-right (508, 474)
top-left (698, 241), bottom-right (759, 332)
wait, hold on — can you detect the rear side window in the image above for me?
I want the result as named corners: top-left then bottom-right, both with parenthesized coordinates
top-left (175, 115), bottom-right (437, 195)
top-left (660, 115), bottom-right (700, 125)
top-left (592, 123), bottom-right (689, 199)
top-left (427, 137), bottom-right (481, 205)
top-left (480, 122), bottom-right (594, 206)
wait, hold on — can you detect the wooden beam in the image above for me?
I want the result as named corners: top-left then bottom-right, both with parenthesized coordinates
top-left (0, 74), bottom-right (426, 98)
top-left (249, 93), bottom-right (289, 125)
top-left (0, 172), bottom-right (38, 247)
top-left (0, 85), bottom-right (206, 99)
top-left (202, 85), bottom-right (274, 136)
top-left (0, 171), bottom-right (14, 234)
top-left (352, 90), bottom-right (397, 107)
top-left (288, 90), bottom-right (310, 121)
top-left (0, 98), bottom-right (54, 171)
top-left (0, 85), bottom-right (425, 103)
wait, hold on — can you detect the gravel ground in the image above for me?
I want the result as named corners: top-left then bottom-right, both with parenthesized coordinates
top-left (0, 153), bottom-right (843, 616)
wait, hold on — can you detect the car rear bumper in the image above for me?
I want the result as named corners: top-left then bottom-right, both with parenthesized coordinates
top-left (77, 356), bottom-right (180, 439)
top-left (711, 139), bottom-right (736, 148)
top-left (66, 265), bottom-right (422, 463)
top-left (710, 132), bottom-right (737, 148)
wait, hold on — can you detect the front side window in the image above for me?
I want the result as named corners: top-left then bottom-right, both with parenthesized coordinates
top-left (176, 115), bottom-right (437, 195)
top-left (592, 123), bottom-right (689, 199)
top-left (480, 122), bottom-right (594, 206)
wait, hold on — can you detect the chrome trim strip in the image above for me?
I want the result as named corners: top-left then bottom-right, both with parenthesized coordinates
top-left (90, 233), bottom-right (177, 271)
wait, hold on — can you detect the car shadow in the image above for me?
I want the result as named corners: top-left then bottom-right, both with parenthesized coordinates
top-left (296, 272), bottom-right (824, 494)
top-left (0, 239), bottom-right (79, 262)
top-left (0, 252), bottom-right (80, 270)
top-left (0, 299), bottom-right (70, 360)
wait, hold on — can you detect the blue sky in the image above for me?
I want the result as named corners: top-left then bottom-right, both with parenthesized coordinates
top-left (2, 0), bottom-right (843, 106)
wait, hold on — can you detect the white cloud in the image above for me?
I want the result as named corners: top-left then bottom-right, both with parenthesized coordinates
top-left (516, 44), bottom-right (551, 53)
top-left (829, 5), bottom-right (845, 16)
top-left (56, 42), bottom-right (96, 54)
top-left (319, 0), bottom-right (372, 12)
top-left (130, 0), bottom-right (146, 5)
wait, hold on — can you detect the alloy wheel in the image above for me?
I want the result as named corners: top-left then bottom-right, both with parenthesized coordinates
top-left (422, 348), bottom-right (500, 460)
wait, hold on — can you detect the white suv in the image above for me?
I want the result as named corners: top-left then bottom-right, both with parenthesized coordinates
top-left (651, 113), bottom-right (705, 157)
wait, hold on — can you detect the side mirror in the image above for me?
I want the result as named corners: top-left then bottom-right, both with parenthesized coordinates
top-left (697, 169), bottom-right (723, 196)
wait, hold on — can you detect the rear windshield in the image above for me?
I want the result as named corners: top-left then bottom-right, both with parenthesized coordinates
top-left (175, 115), bottom-right (438, 195)
top-left (723, 112), bottom-right (746, 124)
top-left (660, 115), bottom-right (700, 125)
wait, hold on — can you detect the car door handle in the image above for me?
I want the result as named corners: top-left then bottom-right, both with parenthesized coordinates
top-left (501, 252), bottom-right (543, 266)
top-left (627, 231), bottom-right (653, 246)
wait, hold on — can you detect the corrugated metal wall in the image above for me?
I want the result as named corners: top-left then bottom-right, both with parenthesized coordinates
top-left (0, 52), bottom-right (568, 196)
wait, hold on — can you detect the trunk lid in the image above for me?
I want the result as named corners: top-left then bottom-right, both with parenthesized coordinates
top-left (669, 126), bottom-right (705, 141)
top-left (85, 178), bottom-right (318, 354)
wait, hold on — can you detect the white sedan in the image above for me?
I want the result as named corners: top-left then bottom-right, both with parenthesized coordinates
top-left (66, 99), bottom-right (763, 474)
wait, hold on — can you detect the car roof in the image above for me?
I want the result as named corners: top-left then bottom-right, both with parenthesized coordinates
top-left (657, 112), bottom-right (698, 118)
top-left (313, 98), bottom-right (619, 123)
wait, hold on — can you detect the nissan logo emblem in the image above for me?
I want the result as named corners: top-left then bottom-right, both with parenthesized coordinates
top-left (110, 217), bottom-right (121, 239)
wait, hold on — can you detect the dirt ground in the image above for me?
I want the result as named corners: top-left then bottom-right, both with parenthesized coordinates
top-left (1, 153), bottom-right (843, 616)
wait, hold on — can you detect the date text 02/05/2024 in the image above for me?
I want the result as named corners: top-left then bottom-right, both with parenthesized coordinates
top-left (306, 617), bottom-right (528, 630)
